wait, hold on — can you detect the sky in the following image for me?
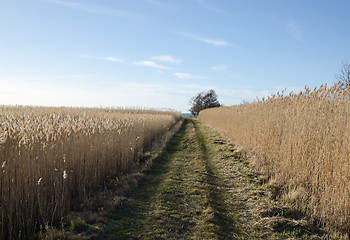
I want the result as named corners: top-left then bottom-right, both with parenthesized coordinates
top-left (1, 0), bottom-right (350, 112)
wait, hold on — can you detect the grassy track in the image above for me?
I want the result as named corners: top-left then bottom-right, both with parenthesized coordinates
top-left (103, 118), bottom-right (324, 239)
top-left (106, 118), bottom-right (239, 239)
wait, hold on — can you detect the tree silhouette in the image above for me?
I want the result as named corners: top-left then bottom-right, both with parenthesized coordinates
top-left (336, 61), bottom-right (350, 89)
top-left (189, 89), bottom-right (221, 117)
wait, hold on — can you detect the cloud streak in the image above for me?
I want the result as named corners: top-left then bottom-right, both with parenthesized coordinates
top-left (211, 65), bottom-right (227, 71)
top-left (194, 0), bottom-right (229, 16)
top-left (80, 55), bottom-right (122, 63)
top-left (134, 60), bottom-right (171, 70)
top-left (151, 55), bottom-right (181, 64)
top-left (173, 72), bottom-right (206, 79)
top-left (180, 33), bottom-right (230, 47)
top-left (0, 74), bottom-right (92, 82)
top-left (199, 38), bottom-right (229, 46)
top-left (48, 0), bottom-right (140, 18)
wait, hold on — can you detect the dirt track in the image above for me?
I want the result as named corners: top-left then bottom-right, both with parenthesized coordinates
top-left (102, 118), bottom-right (323, 239)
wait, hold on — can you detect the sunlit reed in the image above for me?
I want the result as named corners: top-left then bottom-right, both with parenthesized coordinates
top-left (0, 106), bottom-right (181, 239)
top-left (198, 82), bottom-right (350, 233)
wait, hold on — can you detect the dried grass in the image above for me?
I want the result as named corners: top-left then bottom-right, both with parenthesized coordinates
top-left (198, 82), bottom-right (350, 234)
top-left (0, 106), bottom-right (181, 239)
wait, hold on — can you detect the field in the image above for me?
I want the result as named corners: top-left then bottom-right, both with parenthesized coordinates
top-left (0, 106), bottom-right (181, 239)
top-left (198, 82), bottom-right (350, 234)
top-left (34, 118), bottom-right (327, 239)
top-left (2, 83), bottom-right (349, 239)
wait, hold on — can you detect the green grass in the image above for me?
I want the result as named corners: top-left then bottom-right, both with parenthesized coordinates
top-left (46, 118), bottom-right (329, 239)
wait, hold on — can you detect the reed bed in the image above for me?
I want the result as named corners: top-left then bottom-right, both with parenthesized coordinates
top-left (0, 106), bottom-right (181, 239)
top-left (198, 82), bottom-right (350, 234)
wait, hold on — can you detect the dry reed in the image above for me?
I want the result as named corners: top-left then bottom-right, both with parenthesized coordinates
top-left (0, 106), bottom-right (181, 239)
top-left (198, 82), bottom-right (350, 234)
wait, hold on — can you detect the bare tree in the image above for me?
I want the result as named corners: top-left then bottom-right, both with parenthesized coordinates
top-left (336, 61), bottom-right (350, 88)
top-left (189, 89), bottom-right (221, 117)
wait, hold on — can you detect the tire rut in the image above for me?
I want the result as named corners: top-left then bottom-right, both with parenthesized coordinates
top-left (193, 120), bottom-right (242, 239)
top-left (105, 118), bottom-right (241, 239)
top-left (39, 118), bottom-right (331, 239)
top-left (103, 118), bottom-right (325, 239)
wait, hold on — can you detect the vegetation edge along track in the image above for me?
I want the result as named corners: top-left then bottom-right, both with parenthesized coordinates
top-left (102, 118), bottom-right (326, 239)
top-left (43, 118), bottom-right (328, 239)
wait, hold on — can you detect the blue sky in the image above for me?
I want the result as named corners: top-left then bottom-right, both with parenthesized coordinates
top-left (1, 0), bottom-right (349, 112)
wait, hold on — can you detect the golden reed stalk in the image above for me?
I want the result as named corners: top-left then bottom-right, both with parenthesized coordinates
top-left (198, 82), bottom-right (350, 234)
top-left (0, 106), bottom-right (181, 239)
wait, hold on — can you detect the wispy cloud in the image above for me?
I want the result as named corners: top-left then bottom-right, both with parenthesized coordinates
top-left (0, 74), bottom-right (277, 112)
top-left (104, 57), bottom-right (122, 62)
top-left (286, 19), bottom-right (303, 41)
top-left (194, 0), bottom-right (229, 16)
top-left (173, 72), bottom-right (206, 79)
top-left (0, 74), bottom-right (92, 82)
top-left (80, 55), bottom-right (122, 63)
top-left (134, 60), bottom-right (171, 70)
top-left (151, 55), bottom-right (181, 64)
top-left (180, 33), bottom-right (231, 47)
top-left (48, 0), bottom-right (141, 18)
top-left (211, 65), bottom-right (227, 71)
top-left (200, 38), bottom-right (229, 46)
